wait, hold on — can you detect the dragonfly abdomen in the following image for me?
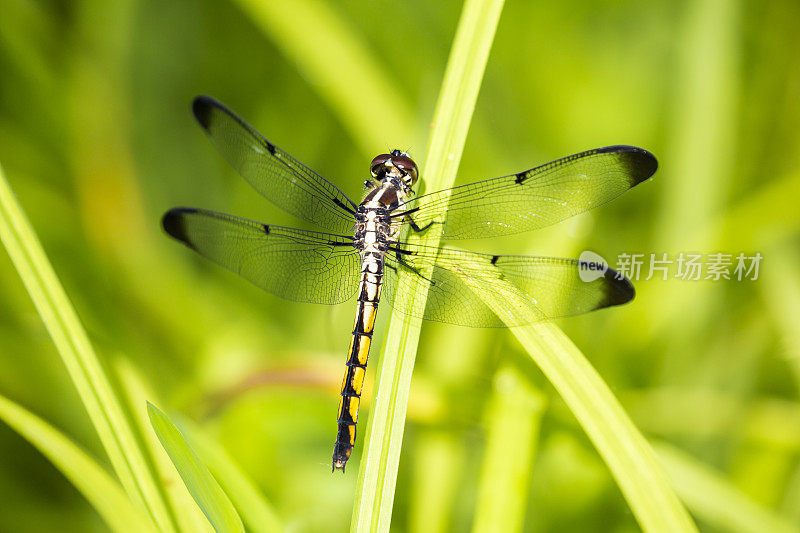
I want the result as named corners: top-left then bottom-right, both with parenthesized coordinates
top-left (332, 245), bottom-right (385, 471)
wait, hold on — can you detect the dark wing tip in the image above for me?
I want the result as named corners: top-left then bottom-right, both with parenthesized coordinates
top-left (192, 95), bottom-right (220, 130)
top-left (162, 207), bottom-right (197, 246)
top-left (599, 265), bottom-right (636, 308)
top-left (596, 145), bottom-right (658, 186)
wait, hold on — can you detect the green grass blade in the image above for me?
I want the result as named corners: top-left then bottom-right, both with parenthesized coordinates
top-left (472, 367), bottom-right (546, 533)
top-left (654, 442), bottom-right (799, 533)
top-left (117, 359), bottom-right (281, 532)
top-left (147, 403), bottom-right (245, 533)
top-left (408, 430), bottom-right (463, 533)
top-left (645, 0), bottom-right (738, 348)
top-left (180, 419), bottom-right (284, 533)
top-left (0, 162), bottom-right (176, 531)
top-left (231, 0), bottom-right (414, 153)
top-left (0, 393), bottom-right (158, 533)
top-left (454, 264), bottom-right (698, 532)
top-left (352, 0), bottom-right (504, 530)
top-left (655, 0), bottom-right (738, 251)
top-left (761, 246), bottom-right (800, 389)
top-left (115, 359), bottom-right (216, 533)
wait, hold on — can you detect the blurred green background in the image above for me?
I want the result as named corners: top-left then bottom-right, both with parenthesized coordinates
top-left (1, 0), bottom-right (799, 531)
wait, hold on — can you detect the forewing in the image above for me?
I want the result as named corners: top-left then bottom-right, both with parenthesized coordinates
top-left (396, 146), bottom-right (656, 239)
top-left (162, 208), bottom-right (360, 304)
top-left (193, 96), bottom-right (357, 234)
top-left (384, 244), bottom-right (634, 327)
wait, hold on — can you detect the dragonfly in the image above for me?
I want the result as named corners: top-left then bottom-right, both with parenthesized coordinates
top-left (162, 96), bottom-right (657, 472)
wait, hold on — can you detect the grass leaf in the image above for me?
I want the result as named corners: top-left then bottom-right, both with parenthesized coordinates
top-left (472, 367), bottom-right (546, 533)
top-left (179, 419), bottom-right (284, 533)
top-left (231, 0), bottom-right (415, 153)
top-left (147, 402), bottom-right (245, 533)
top-left (0, 161), bottom-right (176, 531)
top-left (408, 429), bottom-right (463, 533)
top-left (352, 0), bottom-right (505, 530)
top-left (654, 441), bottom-right (799, 533)
top-left (455, 261), bottom-right (698, 532)
top-left (115, 359), bottom-right (216, 533)
top-left (117, 359), bottom-right (281, 532)
top-left (0, 393), bottom-right (157, 533)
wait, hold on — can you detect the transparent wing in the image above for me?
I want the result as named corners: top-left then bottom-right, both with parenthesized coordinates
top-left (193, 96), bottom-right (358, 234)
top-left (162, 208), bottom-right (360, 304)
top-left (383, 243), bottom-right (634, 327)
top-left (395, 146), bottom-right (657, 239)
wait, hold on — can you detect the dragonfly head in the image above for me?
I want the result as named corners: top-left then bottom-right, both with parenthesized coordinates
top-left (370, 149), bottom-right (419, 190)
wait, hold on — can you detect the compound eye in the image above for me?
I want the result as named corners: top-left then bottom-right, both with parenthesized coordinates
top-left (392, 154), bottom-right (418, 182)
top-left (370, 154), bottom-right (391, 176)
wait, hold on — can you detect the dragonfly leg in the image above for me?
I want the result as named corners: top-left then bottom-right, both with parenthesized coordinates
top-left (392, 248), bottom-right (435, 285)
top-left (405, 214), bottom-right (434, 233)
